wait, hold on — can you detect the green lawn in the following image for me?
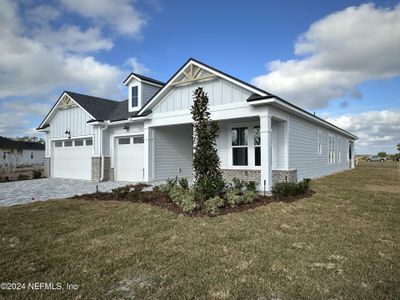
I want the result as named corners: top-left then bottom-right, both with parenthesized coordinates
top-left (0, 162), bottom-right (399, 299)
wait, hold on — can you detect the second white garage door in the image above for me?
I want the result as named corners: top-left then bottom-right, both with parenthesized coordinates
top-left (116, 136), bottom-right (144, 181)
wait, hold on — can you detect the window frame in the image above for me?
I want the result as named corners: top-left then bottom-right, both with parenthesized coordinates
top-left (54, 141), bottom-right (63, 147)
top-left (231, 127), bottom-right (249, 166)
top-left (317, 129), bottom-right (322, 155)
top-left (64, 140), bottom-right (73, 147)
top-left (254, 126), bottom-right (261, 166)
top-left (85, 139), bottom-right (93, 146)
top-left (74, 140), bottom-right (84, 147)
top-left (328, 134), bottom-right (336, 164)
top-left (118, 137), bottom-right (131, 145)
top-left (228, 122), bottom-right (260, 169)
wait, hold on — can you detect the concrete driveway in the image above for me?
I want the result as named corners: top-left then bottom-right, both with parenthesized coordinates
top-left (0, 178), bottom-right (133, 207)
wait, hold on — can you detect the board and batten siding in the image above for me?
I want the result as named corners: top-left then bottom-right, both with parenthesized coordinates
top-left (288, 114), bottom-right (350, 181)
top-left (154, 125), bottom-right (193, 181)
top-left (142, 83), bottom-right (160, 106)
top-left (50, 106), bottom-right (93, 139)
top-left (153, 78), bottom-right (252, 114)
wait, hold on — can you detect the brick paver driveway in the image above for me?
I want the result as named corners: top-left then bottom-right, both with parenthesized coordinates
top-left (0, 178), bottom-right (133, 207)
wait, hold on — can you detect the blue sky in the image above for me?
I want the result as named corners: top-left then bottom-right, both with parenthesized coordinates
top-left (0, 0), bottom-right (399, 154)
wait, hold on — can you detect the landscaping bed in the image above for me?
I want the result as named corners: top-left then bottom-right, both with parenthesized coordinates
top-left (71, 179), bottom-right (313, 217)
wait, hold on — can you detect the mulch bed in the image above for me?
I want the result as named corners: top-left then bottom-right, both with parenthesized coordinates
top-left (70, 190), bottom-right (314, 217)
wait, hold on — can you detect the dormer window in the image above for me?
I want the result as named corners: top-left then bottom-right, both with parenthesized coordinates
top-left (131, 86), bottom-right (139, 108)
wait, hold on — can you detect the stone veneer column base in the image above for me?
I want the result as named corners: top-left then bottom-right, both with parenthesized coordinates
top-left (103, 157), bottom-right (111, 181)
top-left (91, 157), bottom-right (102, 181)
top-left (272, 169), bottom-right (297, 185)
top-left (44, 157), bottom-right (51, 178)
top-left (221, 169), bottom-right (261, 183)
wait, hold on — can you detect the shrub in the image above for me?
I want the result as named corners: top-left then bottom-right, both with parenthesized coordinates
top-left (157, 178), bottom-right (177, 195)
top-left (232, 177), bottom-right (245, 191)
top-left (191, 87), bottom-right (225, 200)
top-left (178, 177), bottom-right (189, 190)
top-left (245, 181), bottom-right (257, 192)
top-left (32, 169), bottom-right (42, 179)
top-left (272, 179), bottom-right (311, 198)
top-left (205, 196), bottom-right (225, 215)
top-left (226, 190), bottom-right (242, 207)
top-left (17, 173), bottom-right (29, 180)
top-left (111, 184), bottom-right (134, 199)
top-left (242, 191), bottom-right (258, 204)
top-left (169, 186), bottom-right (197, 213)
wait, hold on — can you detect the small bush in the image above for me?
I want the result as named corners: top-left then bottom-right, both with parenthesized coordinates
top-left (169, 187), bottom-right (197, 213)
top-left (178, 178), bottom-right (189, 190)
top-left (245, 181), bottom-right (257, 192)
top-left (232, 177), bottom-right (245, 191)
top-left (32, 169), bottom-right (42, 179)
top-left (17, 174), bottom-right (29, 180)
top-left (226, 190), bottom-right (242, 207)
top-left (205, 196), bottom-right (225, 215)
top-left (157, 178), bottom-right (178, 195)
top-left (272, 179), bottom-right (311, 198)
top-left (242, 191), bottom-right (258, 204)
top-left (111, 184), bottom-right (134, 199)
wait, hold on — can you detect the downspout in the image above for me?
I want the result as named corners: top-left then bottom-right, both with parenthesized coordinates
top-left (100, 124), bottom-right (109, 181)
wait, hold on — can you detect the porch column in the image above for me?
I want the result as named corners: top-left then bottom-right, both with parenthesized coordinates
top-left (143, 126), bottom-right (154, 182)
top-left (260, 112), bottom-right (272, 192)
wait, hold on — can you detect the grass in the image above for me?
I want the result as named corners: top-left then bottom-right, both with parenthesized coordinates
top-left (0, 161), bottom-right (399, 299)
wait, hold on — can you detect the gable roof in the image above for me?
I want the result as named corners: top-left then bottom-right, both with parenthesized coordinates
top-left (137, 58), bottom-right (271, 115)
top-left (0, 136), bottom-right (45, 150)
top-left (37, 92), bottom-right (134, 129)
top-left (123, 72), bottom-right (165, 86)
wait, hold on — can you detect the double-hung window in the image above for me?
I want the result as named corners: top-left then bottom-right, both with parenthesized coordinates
top-left (328, 135), bottom-right (335, 164)
top-left (254, 126), bottom-right (261, 166)
top-left (131, 86), bottom-right (138, 108)
top-left (337, 138), bottom-right (341, 163)
top-left (318, 130), bottom-right (322, 155)
top-left (232, 127), bottom-right (248, 166)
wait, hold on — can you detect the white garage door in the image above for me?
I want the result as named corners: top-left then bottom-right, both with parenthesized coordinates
top-left (53, 138), bottom-right (93, 180)
top-left (116, 136), bottom-right (144, 181)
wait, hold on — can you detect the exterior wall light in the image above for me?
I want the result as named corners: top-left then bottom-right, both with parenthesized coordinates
top-left (65, 129), bottom-right (71, 139)
top-left (123, 125), bottom-right (130, 131)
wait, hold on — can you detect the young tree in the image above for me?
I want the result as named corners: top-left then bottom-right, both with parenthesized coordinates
top-left (191, 87), bottom-right (224, 200)
top-left (377, 152), bottom-right (387, 157)
top-left (0, 148), bottom-right (23, 180)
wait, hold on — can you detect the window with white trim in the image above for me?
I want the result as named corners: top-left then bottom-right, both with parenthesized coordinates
top-left (133, 137), bottom-right (144, 144)
top-left (337, 138), bottom-right (341, 163)
top-left (254, 126), bottom-right (261, 166)
top-left (131, 86), bottom-right (138, 108)
top-left (85, 139), bottom-right (93, 146)
top-left (74, 140), bottom-right (84, 146)
top-left (64, 140), bottom-right (72, 147)
top-left (317, 130), bottom-right (322, 155)
top-left (232, 127), bottom-right (248, 166)
top-left (55, 141), bottom-right (62, 147)
top-left (328, 135), bottom-right (335, 164)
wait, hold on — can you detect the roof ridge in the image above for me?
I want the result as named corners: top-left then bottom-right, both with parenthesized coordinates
top-left (65, 91), bottom-right (123, 104)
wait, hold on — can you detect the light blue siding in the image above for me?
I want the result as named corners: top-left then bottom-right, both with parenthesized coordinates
top-left (288, 114), bottom-right (350, 180)
top-left (142, 83), bottom-right (161, 105)
top-left (154, 125), bottom-right (193, 181)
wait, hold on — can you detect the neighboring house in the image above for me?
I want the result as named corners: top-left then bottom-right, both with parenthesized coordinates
top-left (37, 58), bottom-right (357, 191)
top-left (0, 136), bottom-right (45, 166)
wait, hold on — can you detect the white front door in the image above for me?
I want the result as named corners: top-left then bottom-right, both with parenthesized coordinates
top-left (116, 136), bottom-right (144, 181)
top-left (53, 138), bottom-right (93, 180)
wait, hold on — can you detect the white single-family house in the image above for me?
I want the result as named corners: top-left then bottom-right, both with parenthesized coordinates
top-left (0, 136), bottom-right (45, 166)
top-left (37, 58), bottom-right (357, 191)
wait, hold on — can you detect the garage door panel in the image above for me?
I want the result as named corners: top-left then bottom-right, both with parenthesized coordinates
top-left (53, 139), bottom-right (92, 180)
top-left (116, 136), bottom-right (144, 182)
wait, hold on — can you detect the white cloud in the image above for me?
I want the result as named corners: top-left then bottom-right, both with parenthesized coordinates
top-left (61, 0), bottom-right (147, 37)
top-left (0, 0), bottom-right (150, 137)
top-left (124, 57), bottom-right (150, 74)
top-left (26, 4), bottom-right (60, 25)
top-left (252, 4), bottom-right (400, 109)
top-left (0, 0), bottom-right (123, 99)
top-left (326, 110), bottom-right (400, 154)
top-left (33, 26), bottom-right (113, 53)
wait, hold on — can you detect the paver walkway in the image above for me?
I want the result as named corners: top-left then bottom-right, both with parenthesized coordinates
top-left (0, 178), bottom-right (133, 207)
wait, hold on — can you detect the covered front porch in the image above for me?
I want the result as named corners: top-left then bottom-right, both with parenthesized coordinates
top-left (143, 110), bottom-right (295, 191)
